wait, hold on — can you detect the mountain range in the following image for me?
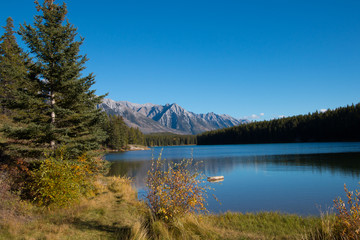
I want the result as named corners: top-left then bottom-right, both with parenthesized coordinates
top-left (99, 98), bottom-right (248, 135)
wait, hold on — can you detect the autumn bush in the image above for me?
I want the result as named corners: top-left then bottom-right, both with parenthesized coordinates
top-left (333, 183), bottom-right (360, 240)
top-left (146, 153), bottom-right (209, 222)
top-left (0, 169), bottom-right (13, 205)
top-left (0, 158), bottom-right (30, 198)
top-left (25, 147), bottom-right (105, 208)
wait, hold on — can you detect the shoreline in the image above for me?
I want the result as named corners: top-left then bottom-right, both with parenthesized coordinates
top-left (0, 175), bottom-right (338, 239)
top-left (99, 144), bottom-right (150, 154)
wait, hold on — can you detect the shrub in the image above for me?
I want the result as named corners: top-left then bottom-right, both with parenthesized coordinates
top-left (0, 170), bottom-right (13, 204)
top-left (0, 158), bottom-right (31, 196)
top-left (146, 153), bottom-right (209, 222)
top-left (0, 160), bottom-right (34, 221)
top-left (333, 183), bottom-right (360, 239)
top-left (26, 147), bottom-right (104, 207)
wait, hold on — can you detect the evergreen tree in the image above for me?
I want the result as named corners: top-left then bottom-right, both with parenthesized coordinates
top-left (0, 17), bottom-right (41, 158)
top-left (104, 115), bottom-right (128, 150)
top-left (103, 114), bottom-right (148, 150)
top-left (0, 17), bottom-right (28, 115)
top-left (144, 134), bottom-right (197, 147)
top-left (128, 127), bottom-right (137, 145)
top-left (3, 0), bottom-right (106, 158)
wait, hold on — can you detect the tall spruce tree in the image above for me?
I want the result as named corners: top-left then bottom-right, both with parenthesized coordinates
top-left (0, 17), bottom-right (38, 158)
top-left (3, 0), bottom-right (106, 157)
top-left (0, 17), bottom-right (28, 115)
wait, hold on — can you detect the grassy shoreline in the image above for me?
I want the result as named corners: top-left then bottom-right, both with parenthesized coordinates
top-left (0, 175), bottom-right (337, 240)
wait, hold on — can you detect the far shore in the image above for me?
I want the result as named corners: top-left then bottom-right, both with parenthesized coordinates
top-left (101, 144), bottom-right (150, 154)
top-left (127, 144), bottom-right (150, 151)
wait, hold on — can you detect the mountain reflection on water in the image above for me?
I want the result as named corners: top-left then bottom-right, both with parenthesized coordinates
top-left (105, 143), bottom-right (360, 215)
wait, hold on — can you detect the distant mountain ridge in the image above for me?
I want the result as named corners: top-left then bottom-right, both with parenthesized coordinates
top-left (99, 98), bottom-right (248, 135)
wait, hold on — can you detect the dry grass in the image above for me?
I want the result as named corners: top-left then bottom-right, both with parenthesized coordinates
top-left (203, 211), bottom-right (332, 240)
top-left (302, 211), bottom-right (339, 240)
top-left (142, 210), bottom-right (335, 240)
top-left (0, 176), bottom-right (148, 240)
top-left (0, 174), bottom-right (341, 240)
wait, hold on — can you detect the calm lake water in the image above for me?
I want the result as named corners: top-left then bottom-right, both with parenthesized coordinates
top-left (105, 142), bottom-right (360, 216)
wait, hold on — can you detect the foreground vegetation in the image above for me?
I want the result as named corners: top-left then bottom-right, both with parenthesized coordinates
top-left (1, 147), bottom-right (359, 239)
top-left (0, 174), bottom-right (344, 240)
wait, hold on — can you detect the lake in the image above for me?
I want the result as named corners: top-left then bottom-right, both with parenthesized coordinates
top-left (105, 142), bottom-right (360, 216)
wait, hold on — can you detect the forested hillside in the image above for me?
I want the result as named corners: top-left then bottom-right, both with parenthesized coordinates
top-left (145, 133), bottom-right (197, 147)
top-left (197, 104), bottom-right (360, 145)
top-left (103, 114), bottom-right (144, 150)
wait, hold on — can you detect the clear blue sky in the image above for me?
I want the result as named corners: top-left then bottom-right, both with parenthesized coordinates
top-left (1, 0), bottom-right (359, 120)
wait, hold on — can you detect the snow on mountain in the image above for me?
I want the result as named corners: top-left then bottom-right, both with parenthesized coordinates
top-left (99, 98), bottom-right (248, 135)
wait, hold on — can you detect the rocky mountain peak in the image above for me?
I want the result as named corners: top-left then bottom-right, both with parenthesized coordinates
top-left (98, 99), bottom-right (248, 135)
top-left (168, 103), bottom-right (186, 113)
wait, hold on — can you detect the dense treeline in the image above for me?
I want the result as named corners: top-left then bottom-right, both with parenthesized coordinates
top-left (197, 104), bottom-right (360, 145)
top-left (103, 114), bottom-right (144, 150)
top-left (145, 134), bottom-right (197, 147)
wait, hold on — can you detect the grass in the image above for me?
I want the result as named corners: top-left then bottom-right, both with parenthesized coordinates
top-left (0, 176), bottom-right (148, 240)
top-left (144, 211), bottom-right (338, 240)
top-left (205, 212), bottom-right (331, 240)
top-left (0, 173), bottom-right (339, 240)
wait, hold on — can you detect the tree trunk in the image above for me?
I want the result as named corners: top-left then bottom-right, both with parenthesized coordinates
top-left (50, 91), bottom-right (55, 148)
